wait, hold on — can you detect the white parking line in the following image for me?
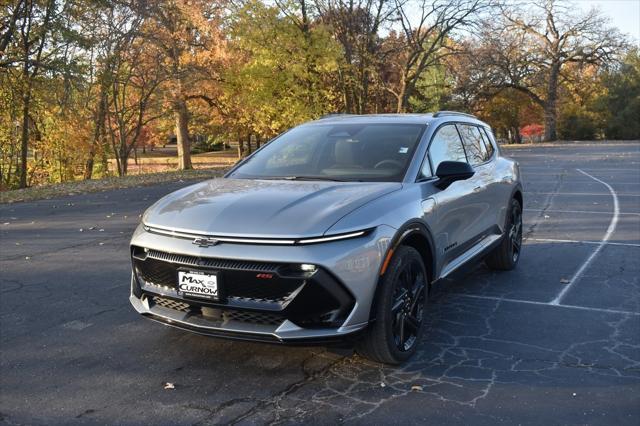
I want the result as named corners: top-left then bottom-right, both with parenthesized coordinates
top-left (521, 167), bottom-right (640, 172)
top-left (523, 181), bottom-right (640, 186)
top-left (525, 191), bottom-right (640, 197)
top-left (526, 238), bottom-right (640, 248)
top-left (549, 169), bottom-right (620, 305)
top-left (453, 294), bottom-right (640, 316)
top-left (525, 208), bottom-right (640, 217)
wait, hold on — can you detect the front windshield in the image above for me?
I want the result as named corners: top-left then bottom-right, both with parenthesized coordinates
top-left (229, 123), bottom-right (425, 182)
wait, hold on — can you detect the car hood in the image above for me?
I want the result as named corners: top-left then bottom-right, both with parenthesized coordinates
top-left (143, 178), bottom-right (401, 238)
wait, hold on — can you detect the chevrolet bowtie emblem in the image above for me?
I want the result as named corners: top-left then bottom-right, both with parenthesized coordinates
top-left (192, 237), bottom-right (219, 247)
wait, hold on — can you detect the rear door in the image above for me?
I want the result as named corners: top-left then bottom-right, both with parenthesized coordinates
top-left (456, 123), bottom-right (503, 238)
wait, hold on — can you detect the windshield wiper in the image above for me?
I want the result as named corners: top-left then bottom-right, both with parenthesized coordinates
top-left (279, 176), bottom-right (349, 182)
top-left (254, 175), bottom-right (361, 182)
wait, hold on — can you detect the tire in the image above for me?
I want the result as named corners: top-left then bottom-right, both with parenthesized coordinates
top-left (485, 197), bottom-right (523, 271)
top-left (356, 246), bottom-right (429, 365)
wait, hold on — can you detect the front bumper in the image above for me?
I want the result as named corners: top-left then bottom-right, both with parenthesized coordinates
top-left (129, 224), bottom-right (396, 342)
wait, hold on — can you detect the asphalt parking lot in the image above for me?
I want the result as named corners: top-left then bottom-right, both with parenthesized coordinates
top-left (1, 142), bottom-right (639, 425)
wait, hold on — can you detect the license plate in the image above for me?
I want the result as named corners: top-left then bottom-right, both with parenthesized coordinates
top-left (177, 270), bottom-right (219, 300)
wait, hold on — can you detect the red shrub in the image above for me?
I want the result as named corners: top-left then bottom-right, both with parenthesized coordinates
top-left (520, 124), bottom-right (544, 138)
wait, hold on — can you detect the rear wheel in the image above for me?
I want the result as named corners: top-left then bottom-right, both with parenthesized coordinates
top-left (356, 246), bottom-right (428, 365)
top-left (485, 198), bottom-right (522, 270)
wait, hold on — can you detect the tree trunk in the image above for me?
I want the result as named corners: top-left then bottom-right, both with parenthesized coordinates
top-left (121, 155), bottom-right (128, 175)
top-left (175, 99), bottom-right (192, 170)
top-left (118, 142), bottom-right (129, 176)
top-left (84, 151), bottom-right (95, 180)
top-left (84, 89), bottom-right (107, 180)
top-left (396, 73), bottom-right (408, 113)
top-left (237, 133), bottom-right (244, 158)
top-left (544, 63), bottom-right (561, 142)
top-left (19, 92), bottom-right (30, 188)
top-left (511, 127), bottom-right (522, 144)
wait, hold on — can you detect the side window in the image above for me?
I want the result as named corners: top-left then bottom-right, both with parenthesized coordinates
top-left (480, 127), bottom-right (496, 158)
top-left (428, 124), bottom-right (467, 174)
top-left (457, 124), bottom-right (488, 165)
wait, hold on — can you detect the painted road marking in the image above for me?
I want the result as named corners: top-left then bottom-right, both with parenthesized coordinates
top-left (526, 238), bottom-right (640, 248)
top-left (453, 294), bottom-right (640, 316)
top-left (525, 192), bottom-right (640, 197)
top-left (549, 169), bottom-right (620, 305)
top-left (525, 209), bottom-right (640, 217)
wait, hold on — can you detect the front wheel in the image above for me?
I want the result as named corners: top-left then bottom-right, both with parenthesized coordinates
top-left (485, 197), bottom-right (522, 270)
top-left (356, 246), bottom-right (429, 365)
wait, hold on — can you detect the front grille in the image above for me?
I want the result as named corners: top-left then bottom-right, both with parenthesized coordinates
top-left (133, 248), bottom-right (303, 303)
top-left (223, 310), bottom-right (283, 325)
top-left (133, 247), bottom-right (356, 329)
top-left (152, 296), bottom-right (190, 312)
top-left (146, 249), bottom-right (278, 271)
top-left (150, 296), bottom-right (283, 326)
top-left (137, 258), bottom-right (176, 288)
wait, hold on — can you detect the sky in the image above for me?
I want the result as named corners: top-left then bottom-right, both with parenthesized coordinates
top-left (574, 0), bottom-right (640, 43)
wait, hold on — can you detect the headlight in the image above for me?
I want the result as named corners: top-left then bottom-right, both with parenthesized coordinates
top-left (296, 230), bottom-right (368, 245)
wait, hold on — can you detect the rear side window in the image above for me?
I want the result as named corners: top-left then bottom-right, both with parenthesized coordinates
top-left (480, 127), bottom-right (496, 158)
top-left (428, 124), bottom-right (467, 173)
top-left (457, 124), bottom-right (489, 165)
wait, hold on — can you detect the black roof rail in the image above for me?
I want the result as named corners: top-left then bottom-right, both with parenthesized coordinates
top-left (432, 111), bottom-right (477, 119)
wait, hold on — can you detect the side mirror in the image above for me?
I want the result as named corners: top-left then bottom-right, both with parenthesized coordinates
top-left (435, 161), bottom-right (475, 189)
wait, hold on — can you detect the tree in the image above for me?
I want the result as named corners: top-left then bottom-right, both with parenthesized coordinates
top-left (106, 34), bottom-right (165, 176)
top-left (595, 49), bottom-right (640, 140)
top-left (485, 0), bottom-right (625, 141)
top-left (3, 0), bottom-right (57, 187)
top-left (79, 2), bottom-right (141, 180)
top-left (140, 0), bottom-right (226, 170)
top-left (315, 0), bottom-right (396, 113)
top-left (478, 89), bottom-right (541, 143)
top-left (390, 0), bottom-right (487, 112)
top-left (223, 0), bottom-right (341, 141)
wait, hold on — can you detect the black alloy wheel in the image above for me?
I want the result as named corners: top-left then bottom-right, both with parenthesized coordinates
top-left (391, 258), bottom-right (426, 352)
top-left (356, 246), bottom-right (429, 364)
top-left (509, 200), bottom-right (523, 263)
top-left (486, 197), bottom-right (523, 271)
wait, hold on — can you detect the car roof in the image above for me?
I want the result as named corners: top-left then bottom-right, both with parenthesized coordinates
top-left (305, 112), bottom-right (487, 127)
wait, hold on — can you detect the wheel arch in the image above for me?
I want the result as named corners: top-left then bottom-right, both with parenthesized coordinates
top-left (386, 222), bottom-right (436, 281)
top-left (368, 221), bottom-right (436, 323)
top-left (512, 185), bottom-right (523, 208)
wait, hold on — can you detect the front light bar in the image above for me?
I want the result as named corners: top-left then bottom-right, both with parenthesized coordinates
top-left (296, 231), bottom-right (366, 244)
top-left (143, 225), bottom-right (369, 246)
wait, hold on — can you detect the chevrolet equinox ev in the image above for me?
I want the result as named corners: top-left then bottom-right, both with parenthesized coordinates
top-left (129, 112), bottom-right (523, 364)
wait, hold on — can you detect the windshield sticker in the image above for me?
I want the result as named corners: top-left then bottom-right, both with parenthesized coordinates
top-left (399, 147), bottom-right (409, 154)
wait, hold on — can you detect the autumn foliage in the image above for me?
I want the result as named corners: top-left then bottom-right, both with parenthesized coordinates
top-left (0, 0), bottom-right (637, 189)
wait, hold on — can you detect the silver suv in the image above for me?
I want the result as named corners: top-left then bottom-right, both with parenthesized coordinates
top-left (130, 112), bottom-right (523, 364)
